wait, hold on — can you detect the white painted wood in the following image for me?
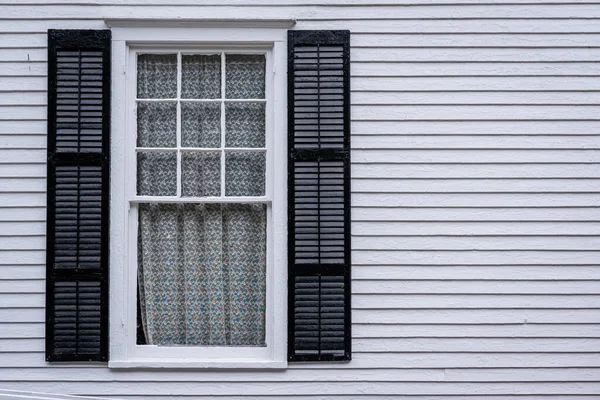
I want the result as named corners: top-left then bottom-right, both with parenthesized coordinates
top-left (352, 163), bottom-right (600, 178)
top-left (0, 0), bottom-right (599, 398)
top-left (109, 26), bottom-right (288, 369)
top-left (2, 4), bottom-right (600, 19)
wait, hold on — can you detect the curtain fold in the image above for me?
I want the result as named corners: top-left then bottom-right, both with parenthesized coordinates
top-left (138, 203), bottom-right (266, 346)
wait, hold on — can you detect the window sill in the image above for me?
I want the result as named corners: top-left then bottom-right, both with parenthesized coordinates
top-left (109, 359), bottom-right (288, 369)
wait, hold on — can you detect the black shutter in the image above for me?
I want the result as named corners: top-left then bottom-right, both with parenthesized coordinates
top-left (288, 30), bottom-right (351, 362)
top-left (46, 30), bottom-right (110, 362)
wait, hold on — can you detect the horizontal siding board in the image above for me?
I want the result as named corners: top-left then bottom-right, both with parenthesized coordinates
top-left (2, 4), bottom-right (600, 19)
top-left (1, 381), bottom-right (600, 396)
top-left (0, 48), bottom-right (46, 62)
top-left (0, 178), bottom-right (46, 192)
top-left (6, 32), bottom-right (600, 49)
top-left (352, 250), bottom-right (600, 265)
top-left (0, 236), bottom-right (45, 250)
top-left (353, 280), bottom-right (600, 295)
top-left (0, 193), bottom-right (46, 207)
top-left (8, 61), bottom-right (600, 78)
top-left (352, 62), bottom-right (600, 77)
top-left (352, 222), bottom-right (600, 238)
top-left (0, 91), bottom-right (46, 105)
top-left (0, 164), bottom-right (46, 178)
top-left (0, 149), bottom-right (47, 163)
top-left (3, 279), bottom-right (600, 296)
top-left (351, 33), bottom-right (600, 47)
top-left (354, 309), bottom-right (600, 324)
top-left (352, 121), bottom-right (600, 135)
top-left (0, 135), bottom-right (46, 149)
top-left (2, 352), bottom-right (600, 370)
top-left (0, 222), bottom-right (48, 236)
top-left (0, 280), bottom-right (45, 293)
top-left (354, 324), bottom-right (600, 339)
top-left (0, 365), bottom-right (599, 383)
top-left (7, 205), bottom-right (600, 223)
top-left (5, 102), bottom-right (600, 121)
top-left (0, 77), bottom-right (45, 91)
top-left (353, 48), bottom-right (600, 62)
top-left (352, 266), bottom-right (600, 281)
top-left (352, 135), bottom-right (600, 150)
top-left (352, 76), bottom-right (600, 91)
top-left (353, 235), bottom-right (600, 251)
top-left (0, 208), bottom-right (45, 221)
top-left (5, 292), bottom-right (599, 309)
top-left (0, 266), bottom-right (45, 280)
top-left (352, 179), bottom-right (600, 193)
top-left (351, 105), bottom-right (600, 120)
top-left (353, 91), bottom-right (600, 105)
top-left (6, 322), bottom-right (600, 341)
top-left (5, 264), bottom-right (600, 283)
top-left (41, 397), bottom-right (600, 400)
top-left (0, 121), bottom-right (46, 134)
top-left (4, 17), bottom-right (600, 33)
top-left (353, 294), bottom-right (600, 309)
top-left (352, 164), bottom-right (600, 179)
top-left (352, 207), bottom-right (600, 221)
top-left (352, 150), bottom-right (600, 164)
top-left (3, 0), bottom-right (600, 5)
top-left (0, 308), bottom-right (43, 323)
top-left (0, 249), bottom-right (45, 264)
top-left (351, 338), bottom-right (600, 353)
top-left (352, 193), bottom-right (600, 207)
top-left (301, 17), bottom-right (600, 33)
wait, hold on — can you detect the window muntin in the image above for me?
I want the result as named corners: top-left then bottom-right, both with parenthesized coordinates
top-left (132, 50), bottom-right (271, 349)
top-left (134, 52), bottom-right (267, 201)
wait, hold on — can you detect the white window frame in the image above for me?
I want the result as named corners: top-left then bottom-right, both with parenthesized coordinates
top-left (108, 21), bottom-right (292, 369)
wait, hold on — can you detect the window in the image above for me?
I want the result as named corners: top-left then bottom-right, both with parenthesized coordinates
top-left (45, 25), bottom-right (351, 367)
top-left (134, 51), bottom-right (270, 348)
top-left (108, 26), bottom-right (289, 368)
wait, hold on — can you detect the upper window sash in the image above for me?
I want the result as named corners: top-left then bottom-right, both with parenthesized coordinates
top-left (130, 49), bottom-right (272, 204)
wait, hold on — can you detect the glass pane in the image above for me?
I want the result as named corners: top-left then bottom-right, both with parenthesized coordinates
top-left (137, 102), bottom-right (177, 148)
top-left (137, 152), bottom-right (177, 196)
top-left (181, 54), bottom-right (221, 99)
top-left (181, 152), bottom-right (221, 197)
top-left (225, 151), bottom-right (265, 196)
top-left (137, 54), bottom-right (177, 99)
top-left (181, 102), bottom-right (221, 148)
top-left (225, 102), bottom-right (265, 148)
top-left (225, 54), bottom-right (265, 99)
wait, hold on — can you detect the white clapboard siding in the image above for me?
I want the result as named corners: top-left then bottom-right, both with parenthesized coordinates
top-left (0, 1), bottom-right (599, 399)
top-left (353, 120), bottom-right (600, 135)
top-left (353, 192), bottom-right (600, 207)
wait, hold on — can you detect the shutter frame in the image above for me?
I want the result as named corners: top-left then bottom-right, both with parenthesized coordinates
top-left (288, 30), bottom-right (351, 362)
top-left (46, 29), bottom-right (111, 362)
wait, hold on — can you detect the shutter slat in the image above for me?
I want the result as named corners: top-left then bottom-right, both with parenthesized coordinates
top-left (46, 29), bottom-right (110, 362)
top-left (288, 30), bottom-right (351, 362)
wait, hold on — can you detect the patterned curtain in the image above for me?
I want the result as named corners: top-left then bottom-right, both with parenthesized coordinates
top-left (138, 203), bottom-right (266, 346)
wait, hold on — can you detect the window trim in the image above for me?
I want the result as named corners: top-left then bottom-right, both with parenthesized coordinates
top-left (109, 25), bottom-right (289, 369)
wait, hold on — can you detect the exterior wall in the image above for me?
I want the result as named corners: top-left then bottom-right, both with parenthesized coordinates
top-left (1, 0), bottom-right (600, 398)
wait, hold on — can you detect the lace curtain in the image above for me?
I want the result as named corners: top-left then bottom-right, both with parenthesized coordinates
top-left (138, 203), bottom-right (266, 346)
top-left (136, 53), bottom-right (267, 346)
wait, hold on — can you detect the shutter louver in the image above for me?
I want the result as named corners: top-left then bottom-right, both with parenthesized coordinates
top-left (288, 30), bottom-right (351, 362)
top-left (46, 30), bottom-right (110, 362)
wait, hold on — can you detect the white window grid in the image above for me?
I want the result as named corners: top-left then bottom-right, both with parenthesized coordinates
top-left (131, 49), bottom-right (272, 205)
